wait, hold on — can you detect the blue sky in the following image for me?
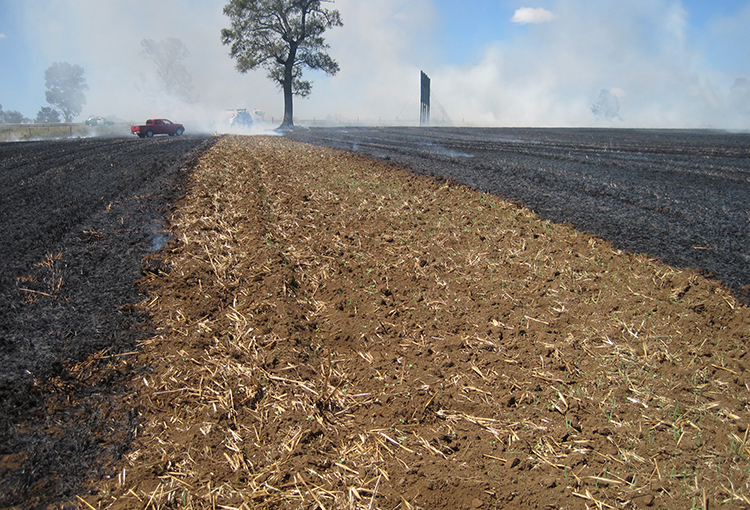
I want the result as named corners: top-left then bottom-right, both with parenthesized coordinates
top-left (1, 0), bottom-right (749, 128)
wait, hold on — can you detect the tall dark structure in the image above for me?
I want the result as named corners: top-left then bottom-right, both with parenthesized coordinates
top-left (420, 71), bottom-right (430, 126)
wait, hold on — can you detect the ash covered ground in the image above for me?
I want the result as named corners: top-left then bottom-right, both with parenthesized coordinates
top-left (288, 127), bottom-right (750, 303)
top-left (0, 135), bottom-right (216, 508)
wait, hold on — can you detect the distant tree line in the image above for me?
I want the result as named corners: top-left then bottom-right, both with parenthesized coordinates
top-left (1, 62), bottom-right (86, 124)
top-left (0, 106), bottom-right (63, 124)
top-left (0, 105), bottom-right (31, 124)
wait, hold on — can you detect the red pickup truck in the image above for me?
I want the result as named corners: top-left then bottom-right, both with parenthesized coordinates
top-left (131, 119), bottom-right (185, 138)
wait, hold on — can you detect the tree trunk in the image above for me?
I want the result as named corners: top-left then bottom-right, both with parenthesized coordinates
top-left (280, 42), bottom-right (299, 129)
top-left (281, 62), bottom-right (295, 128)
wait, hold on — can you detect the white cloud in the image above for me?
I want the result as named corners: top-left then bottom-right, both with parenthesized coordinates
top-left (511, 7), bottom-right (556, 25)
top-left (0, 33), bottom-right (6, 39)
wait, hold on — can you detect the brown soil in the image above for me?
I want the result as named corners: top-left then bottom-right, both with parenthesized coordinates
top-left (72, 135), bottom-right (749, 509)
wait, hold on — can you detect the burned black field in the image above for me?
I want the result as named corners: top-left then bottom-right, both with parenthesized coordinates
top-left (0, 135), bottom-right (216, 508)
top-left (0, 128), bottom-right (748, 508)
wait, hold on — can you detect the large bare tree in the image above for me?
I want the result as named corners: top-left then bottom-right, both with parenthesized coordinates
top-left (221, 0), bottom-right (342, 128)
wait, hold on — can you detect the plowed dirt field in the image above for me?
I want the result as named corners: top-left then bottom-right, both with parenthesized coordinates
top-left (1, 133), bottom-right (749, 510)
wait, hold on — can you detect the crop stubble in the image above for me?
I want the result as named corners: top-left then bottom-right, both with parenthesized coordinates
top-left (287, 127), bottom-right (750, 306)
top-left (79, 136), bottom-right (750, 509)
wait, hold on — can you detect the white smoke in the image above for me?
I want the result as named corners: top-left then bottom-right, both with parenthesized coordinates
top-left (9, 1), bottom-right (284, 129)
top-left (307, 0), bottom-right (750, 128)
top-left (4, 0), bottom-right (750, 129)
